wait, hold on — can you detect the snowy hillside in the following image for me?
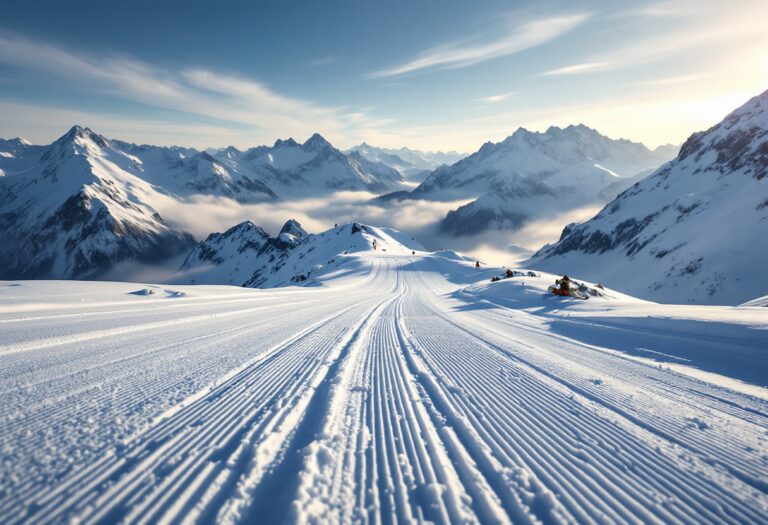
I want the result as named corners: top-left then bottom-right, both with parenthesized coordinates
top-left (1, 244), bottom-right (766, 524)
top-left (406, 125), bottom-right (676, 235)
top-left (0, 126), bottom-right (195, 279)
top-left (176, 221), bottom-right (425, 287)
top-left (529, 89), bottom-right (768, 305)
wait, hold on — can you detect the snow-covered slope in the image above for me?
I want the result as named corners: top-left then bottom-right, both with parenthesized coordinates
top-left (176, 220), bottom-right (276, 286)
top-left (0, 126), bottom-right (195, 279)
top-left (1, 246), bottom-right (766, 524)
top-left (529, 89), bottom-right (768, 305)
top-left (176, 221), bottom-right (425, 287)
top-left (407, 125), bottom-right (676, 235)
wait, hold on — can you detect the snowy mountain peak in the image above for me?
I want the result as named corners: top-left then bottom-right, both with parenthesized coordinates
top-left (277, 219), bottom-right (309, 247)
top-left (273, 138), bottom-right (299, 148)
top-left (177, 221), bottom-right (424, 288)
top-left (47, 125), bottom-right (110, 158)
top-left (677, 88), bottom-right (768, 180)
top-left (303, 133), bottom-right (332, 151)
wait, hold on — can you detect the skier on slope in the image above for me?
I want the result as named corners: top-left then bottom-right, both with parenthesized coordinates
top-left (475, 261), bottom-right (480, 268)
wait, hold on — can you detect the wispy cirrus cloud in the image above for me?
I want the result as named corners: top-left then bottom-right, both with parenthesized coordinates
top-left (476, 91), bottom-right (518, 104)
top-left (542, 61), bottom-right (613, 76)
top-left (0, 33), bottom-right (383, 148)
top-left (306, 56), bottom-right (337, 67)
top-left (369, 13), bottom-right (590, 78)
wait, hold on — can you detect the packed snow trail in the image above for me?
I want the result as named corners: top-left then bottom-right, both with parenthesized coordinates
top-left (0, 252), bottom-right (766, 524)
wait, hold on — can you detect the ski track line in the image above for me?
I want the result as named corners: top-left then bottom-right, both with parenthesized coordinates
top-left (6, 299), bottom-right (372, 525)
top-left (461, 292), bottom-right (768, 409)
top-left (2, 256), bottom-right (767, 524)
top-left (284, 272), bottom-right (484, 525)
top-left (448, 301), bottom-right (768, 494)
top-left (0, 294), bottom-right (339, 396)
top-left (395, 269), bottom-right (766, 524)
top-left (0, 299), bottom-right (362, 455)
top-left (229, 289), bottom-right (402, 523)
top-left (0, 297), bottom-right (327, 356)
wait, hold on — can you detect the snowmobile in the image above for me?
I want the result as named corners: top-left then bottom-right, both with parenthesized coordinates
top-left (549, 275), bottom-right (589, 300)
top-left (548, 285), bottom-right (589, 300)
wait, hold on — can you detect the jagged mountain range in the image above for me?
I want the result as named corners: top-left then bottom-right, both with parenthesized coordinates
top-left (346, 143), bottom-right (467, 182)
top-left (3, 89), bottom-right (763, 306)
top-left (379, 124), bottom-right (678, 235)
top-left (0, 127), bottom-right (431, 279)
top-left (528, 88), bottom-right (768, 305)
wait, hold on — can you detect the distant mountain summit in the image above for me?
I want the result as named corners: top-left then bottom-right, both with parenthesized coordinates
top-left (347, 143), bottom-right (466, 182)
top-left (528, 89), bottom-right (768, 305)
top-left (375, 124), bottom-right (677, 236)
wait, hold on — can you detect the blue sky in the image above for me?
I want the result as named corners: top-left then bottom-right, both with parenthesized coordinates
top-left (0, 0), bottom-right (766, 151)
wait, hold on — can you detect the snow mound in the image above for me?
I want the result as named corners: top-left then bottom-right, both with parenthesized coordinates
top-left (432, 250), bottom-right (476, 262)
top-left (129, 286), bottom-right (190, 298)
top-left (461, 269), bottom-right (642, 309)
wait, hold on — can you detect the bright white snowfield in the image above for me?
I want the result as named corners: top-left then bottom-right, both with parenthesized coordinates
top-left (1, 227), bottom-right (767, 525)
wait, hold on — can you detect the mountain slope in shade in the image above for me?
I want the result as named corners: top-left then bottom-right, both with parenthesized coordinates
top-left (176, 219), bottom-right (310, 286)
top-left (0, 126), bottom-right (195, 279)
top-left (528, 89), bottom-right (768, 305)
top-left (176, 221), bottom-right (424, 287)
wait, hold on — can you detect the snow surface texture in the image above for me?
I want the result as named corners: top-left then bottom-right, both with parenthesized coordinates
top-left (1, 235), bottom-right (766, 524)
top-left (529, 89), bottom-right (768, 305)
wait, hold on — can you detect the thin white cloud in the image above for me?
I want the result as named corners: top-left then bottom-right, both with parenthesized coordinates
top-left (641, 73), bottom-right (709, 86)
top-left (306, 56), bottom-right (337, 67)
top-left (0, 33), bottom-right (383, 148)
top-left (369, 13), bottom-right (590, 78)
top-left (476, 91), bottom-right (518, 103)
top-left (542, 61), bottom-right (613, 76)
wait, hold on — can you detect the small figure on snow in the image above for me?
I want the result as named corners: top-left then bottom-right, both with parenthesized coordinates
top-left (505, 269), bottom-right (514, 278)
top-left (553, 275), bottom-right (572, 296)
top-left (475, 261), bottom-right (481, 268)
